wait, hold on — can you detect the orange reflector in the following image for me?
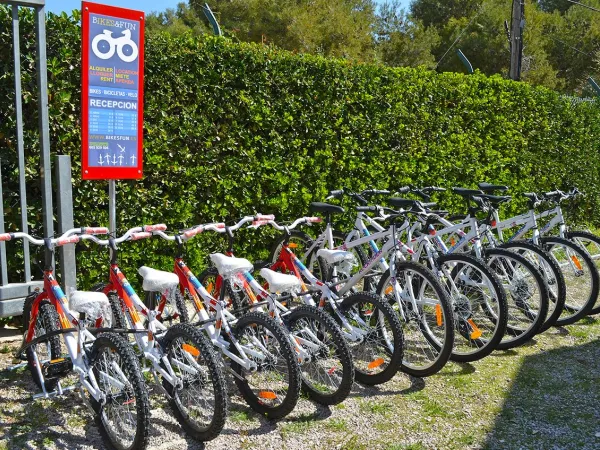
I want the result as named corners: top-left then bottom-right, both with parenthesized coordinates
top-left (450, 237), bottom-right (456, 246)
top-left (467, 319), bottom-right (482, 340)
top-left (206, 282), bottom-right (214, 294)
top-left (182, 343), bottom-right (200, 357)
top-left (289, 243), bottom-right (299, 249)
top-left (328, 367), bottom-right (336, 375)
top-left (258, 391), bottom-right (277, 400)
top-left (435, 304), bottom-right (443, 326)
top-left (385, 286), bottom-right (393, 296)
top-left (571, 256), bottom-right (583, 270)
top-left (50, 358), bottom-right (65, 364)
top-left (123, 399), bottom-right (136, 405)
top-left (368, 358), bottom-right (385, 370)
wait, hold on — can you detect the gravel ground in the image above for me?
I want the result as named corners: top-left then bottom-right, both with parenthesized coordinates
top-left (0, 316), bottom-right (599, 450)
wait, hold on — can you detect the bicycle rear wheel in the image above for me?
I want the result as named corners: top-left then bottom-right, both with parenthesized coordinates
top-left (339, 291), bottom-right (404, 385)
top-left (285, 305), bottom-right (354, 405)
top-left (230, 312), bottom-right (301, 419)
top-left (89, 333), bottom-right (150, 450)
top-left (161, 323), bottom-right (227, 441)
top-left (376, 261), bottom-right (454, 377)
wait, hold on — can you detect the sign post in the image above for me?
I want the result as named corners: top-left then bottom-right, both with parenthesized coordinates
top-left (81, 2), bottom-right (144, 234)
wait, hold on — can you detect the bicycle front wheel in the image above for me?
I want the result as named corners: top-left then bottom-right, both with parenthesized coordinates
top-left (542, 237), bottom-right (599, 325)
top-left (485, 248), bottom-right (549, 349)
top-left (567, 231), bottom-right (600, 315)
top-left (376, 261), bottom-right (454, 377)
top-left (89, 333), bottom-right (150, 450)
top-left (161, 323), bottom-right (227, 441)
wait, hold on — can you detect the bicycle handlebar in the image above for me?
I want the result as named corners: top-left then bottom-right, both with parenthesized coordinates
top-left (250, 216), bottom-right (322, 231)
top-left (0, 226), bottom-right (111, 247)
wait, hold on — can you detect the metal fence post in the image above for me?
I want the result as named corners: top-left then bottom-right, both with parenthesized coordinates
top-left (0, 161), bottom-right (8, 286)
top-left (55, 156), bottom-right (77, 294)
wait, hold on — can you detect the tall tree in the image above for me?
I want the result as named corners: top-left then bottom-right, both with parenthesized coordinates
top-left (410, 0), bottom-right (483, 27)
top-left (146, 2), bottom-right (210, 36)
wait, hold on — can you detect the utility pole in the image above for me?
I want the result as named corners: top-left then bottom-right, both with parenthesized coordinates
top-left (509, 0), bottom-right (525, 81)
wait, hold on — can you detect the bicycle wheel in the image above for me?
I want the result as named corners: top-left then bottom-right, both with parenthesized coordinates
top-left (542, 237), bottom-right (599, 325)
top-left (567, 231), bottom-right (600, 315)
top-left (326, 231), bottom-right (368, 292)
top-left (91, 284), bottom-right (128, 329)
top-left (284, 304), bottom-right (354, 405)
top-left (161, 323), bottom-right (227, 441)
top-left (23, 295), bottom-right (62, 392)
top-left (485, 248), bottom-right (549, 349)
top-left (88, 333), bottom-right (150, 450)
top-left (376, 261), bottom-right (454, 376)
top-left (230, 312), bottom-right (301, 419)
top-left (499, 241), bottom-right (566, 332)
top-left (197, 267), bottom-right (244, 313)
top-left (436, 253), bottom-right (507, 362)
top-left (338, 291), bottom-right (404, 385)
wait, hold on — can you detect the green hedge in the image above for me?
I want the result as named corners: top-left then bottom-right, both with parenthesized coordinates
top-left (1, 7), bottom-right (599, 289)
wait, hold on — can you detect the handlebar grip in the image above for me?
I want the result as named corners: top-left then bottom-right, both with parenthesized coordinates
top-left (251, 219), bottom-right (272, 227)
top-left (57, 235), bottom-right (80, 246)
top-left (545, 190), bottom-right (561, 197)
top-left (396, 186), bottom-right (410, 194)
top-left (356, 206), bottom-right (377, 212)
top-left (306, 217), bottom-right (322, 223)
top-left (430, 187), bottom-right (446, 192)
top-left (84, 227), bottom-right (109, 235)
top-left (183, 227), bottom-right (204, 239)
top-left (255, 214), bottom-right (275, 221)
top-left (143, 224), bottom-right (167, 232)
top-left (0, 233), bottom-right (11, 242)
top-left (328, 189), bottom-right (344, 197)
top-left (131, 232), bottom-right (152, 241)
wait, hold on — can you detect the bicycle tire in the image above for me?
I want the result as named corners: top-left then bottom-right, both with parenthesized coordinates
top-left (566, 230), bottom-right (600, 315)
top-left (541, 236), bottom-right (599, 325)
top-left (161, 323), bottom-right (227, 442)
top-left (339, 291), bottom-right (404, 385)
top-left (284, 304), bottom-right (354, 405)
top-left (89, 333), bottom-right (150, 450)
top-left (230, 312), bottom-right (301, 419)
top-left (437, 253), bottom-right (508, 362)
top-left (375, 261), bottom-right (454, 376)
top-left (485, 248), bottom-right (549, 349)
top-left (498, 241), bottom-right (566, 332)
top-left (23, 294), bottom-right (62, 392)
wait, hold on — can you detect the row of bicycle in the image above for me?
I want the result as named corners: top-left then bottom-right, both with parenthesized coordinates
top-left (2, 182), bottom-right (598, 450)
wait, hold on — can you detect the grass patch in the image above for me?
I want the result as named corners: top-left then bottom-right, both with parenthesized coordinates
top-left (280, 413), bottom-right (318, 437)
top-left (325, 418), bottom-right (348, 432)
top-left (229, 409), bottom-right (253, 424)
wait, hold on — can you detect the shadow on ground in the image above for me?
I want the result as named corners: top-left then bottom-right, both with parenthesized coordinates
top-left (484, 331), bottom-right (600, 450)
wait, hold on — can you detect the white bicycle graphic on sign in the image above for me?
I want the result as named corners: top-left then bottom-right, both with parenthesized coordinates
top-left (92, 29), bottom-right (138, 62)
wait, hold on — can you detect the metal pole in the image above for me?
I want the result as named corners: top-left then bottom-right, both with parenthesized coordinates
top-left (34, 4), bottom-right (54, 245)
top-left (0, 162), bottom-right (8, 286)
top-left (109, 180), bottom-right (116, 235)
top-left (509, 0), bottom-right (525, 81)
top-left (12, 5), bottom-right (31, 282)
top-left (55, 156), bottom-right (76, 293)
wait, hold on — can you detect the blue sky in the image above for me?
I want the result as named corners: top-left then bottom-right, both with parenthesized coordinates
top-left (47, 0), bottom-right (411, 15)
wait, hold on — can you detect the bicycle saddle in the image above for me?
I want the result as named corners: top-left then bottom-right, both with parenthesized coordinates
top-left (480, 194), bottom-right (512, 206)
top-left (138, 266), bottom-right (180, 292)
top-left (452, 187), bottom-right (484, 197)
top-left (69, 291), bottom-right (110, 319)
top-left (316, 249), bottom-right (356, 266)
top-left (209, 254), bottom-right (253, 278)
top-left (309, 202), bottom-right (345, 215)
top-left (259, 268), bottom-right (301, 294)
top-left (478, 182), bottom-right (509, 193)
top-left (387, 198), bottom-right (422, 209)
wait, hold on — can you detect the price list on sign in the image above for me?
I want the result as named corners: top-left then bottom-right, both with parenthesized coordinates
top-left (82, 2), bottom-right (144, 179)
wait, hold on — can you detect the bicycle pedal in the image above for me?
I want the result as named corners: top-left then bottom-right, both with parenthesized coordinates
top-left (43, 358), bottom-right (73, 378)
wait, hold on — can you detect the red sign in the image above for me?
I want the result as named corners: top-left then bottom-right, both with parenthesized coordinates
top-left (81, 2), bottom-right (144, 180)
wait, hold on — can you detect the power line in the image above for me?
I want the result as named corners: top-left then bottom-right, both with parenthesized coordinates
top-left (566, 0), bottom-right (600, 14)
top-left (548, 36), bottom-right (596, 59)
top-left (435, 2), bottom-right (488, 70)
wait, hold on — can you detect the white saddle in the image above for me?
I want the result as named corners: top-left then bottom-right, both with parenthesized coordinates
top-left (260, 268), bottom-right (302, 294)
top-left (69, 291), bottom-right (110, 320)
top-left (316, 248), bottom-right (357, 266)
top-left (210, 253), bottom-right (253, 278)
top-left (138, 266), bottom-right (179, 292)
